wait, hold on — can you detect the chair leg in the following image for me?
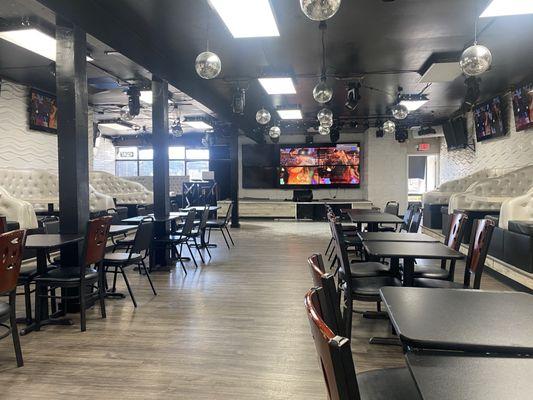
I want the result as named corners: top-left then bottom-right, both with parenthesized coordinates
top-left (330, 255), bottom-right (337, 270)
top-left (99, 264), bottom-right (107, 319)
top-left (220, 228), bottom-right (230, 249)
top-left (192, 237), bottom-right (205, 264)
top-left (225, 227), bottom-right (235, 246)
top-left (50, 288), bottom-right (57, 315)
top-left (79, 283), bottom-right (87, 332)
top-left (9, 292), bottom-right (23, 367)
top-left (23, 283), bottom-right (32, 324)
top-left (207, 227), bottom-right (212, 243)
top-left (344, 292), bottom-right (353, 339)
top-left (141, 260), bottom-right (157, 296)
top-left (177, 244), bottom-right (188, 275)
top-left (111, 267), bottom-right (118, 293)
top-left (34, 284), bottom-right (42, 332)
top-left (184, 243), bottom-right (198, 269)
top-left (120, 266), bottom-right (137, 308)
top-left (204, 242), bottom-right (212, 259)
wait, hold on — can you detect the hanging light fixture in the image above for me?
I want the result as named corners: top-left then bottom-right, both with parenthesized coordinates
top-left (120, 105), bottom-right (135, 121)
top-left (459, 15), bottom-right (492, 76)
top-left (391, 104), bottom-right (409, 120)
top-left (195, 7), bottom-right (222, 79)
top-left (313, 22), bottom-right (333, 104)
top-left (318, 125), bottom-right (330, 135)
top-left (256, 108), bottom-right (271, 125)
top-left (300, 0), bottom-right (342, 21)
top-left (317, 108), bottom-right (333, 125)
top-left (269, 126), bottom-right (281, 139)
top-left (383, 120), bottom-right (396, 135)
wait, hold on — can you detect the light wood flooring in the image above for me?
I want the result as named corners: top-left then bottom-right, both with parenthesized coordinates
top-left (0, 220), bottom-right (512, 399)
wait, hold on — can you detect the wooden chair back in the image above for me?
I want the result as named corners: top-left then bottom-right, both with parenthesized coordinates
top-left (0, 216), bottom-right (6, 234)
top-left (464, 218), bottom-right (495, 289)
top-left (331, 222), bottom-right (351, 283)
top-left (0, 230), bottom-right (26, 294)
top-left (305, 288), bottom-right (360, 400)
top-left (444, 212), bottom-right (468, 250)
top-left (308, 253), bottom-right (326, 287)
top-left (83, 216), bottom-right (112, 267)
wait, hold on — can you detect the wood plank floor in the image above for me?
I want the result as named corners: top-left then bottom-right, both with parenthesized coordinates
top-left (0, 221), bottom-right (512, 399)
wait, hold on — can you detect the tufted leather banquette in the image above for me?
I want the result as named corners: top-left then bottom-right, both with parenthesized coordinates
top-left (499, 187), bottom-right (533, 229)
top-left (90, 171), bottom-right (153, 205)
top-left (0, 186), bottom-right (38, 229)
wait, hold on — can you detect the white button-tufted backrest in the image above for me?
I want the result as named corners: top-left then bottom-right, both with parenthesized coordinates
top-left (90, 171), bottom-right (153, 205)
top-left (499, 187), bottom-right (533, 229)
top-left (0, 186), bottom-right (38, 229)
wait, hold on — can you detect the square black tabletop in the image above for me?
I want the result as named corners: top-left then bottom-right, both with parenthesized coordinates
top-left (364, 241), bottom-right (464, 259)
top-left (25, 234), bottom-right (84, 249)
top-left (347, 212), bottom-right (403, 224)
top-left (406, 351), bottom-right (533, 400)
top-left (380, 287), bottom-right (533, 354)
top-left (109, 225), bottom-right (137, 235)
top-left (122, 212), bottom-right (186, 224)
top-left (357, 232), bottom-right (438, 242)
top-left (181, 206), bottom-right (220, 211)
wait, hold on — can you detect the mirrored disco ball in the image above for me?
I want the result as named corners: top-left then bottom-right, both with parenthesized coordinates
top-left (269, 126), bottom-right (281, 139)
top-left (120, 106), bottom-right (134, 121)
top-left (195, 51), bottom-right (222, 79)
top-left (391, 104), bottom-right (409, 120)
top-left (317, 108), bottom-right (333, 125)
top-left (300, 0), bottom-right (342, 21)
top-left (383, 120), bottom-right (396, 135)
top-left (459, 44), bottom-right (492, 76)
top-left (318, 125), bottom-right (330, 135)
top-left (313, 80), bottom-right (333, 104)
top-left (256, 108), bottom-right (271, 125)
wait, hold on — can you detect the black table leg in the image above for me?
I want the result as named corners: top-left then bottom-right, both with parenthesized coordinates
top-left (403, 257), bottom-right (415, 287)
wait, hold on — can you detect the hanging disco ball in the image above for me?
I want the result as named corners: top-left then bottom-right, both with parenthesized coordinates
top-left (256, 108), bottom-right (271, 125)
top-left (383, 120), bottom-right (396, 135)
top-left (269, 126), bottom-right (281, 139)
top-left (391, 104), bottom-right (409, 120)
top-left (120, 106), bottom-right (134, 121)
top-left (195, 51), bottom-right (222, 79)
top-left (313, 80), bottom-right (333, 104)
top-left (318, 125), bottom-right (330, 135)
top-left (459, 44), bottom-right (492, 76)
top-left (317, 108), bottom-right (333, 125)
top-left (300, 0), bottom-right (342, 21)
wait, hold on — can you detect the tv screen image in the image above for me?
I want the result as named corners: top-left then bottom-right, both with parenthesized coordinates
top-left (279, 144), bottom-right (361, 187)
top-left (29, 88), bottom-right (57, 133)
top-left (512, 83), bottom-right (533, 132)
top-left (473, 96), bottom-right (508, 142)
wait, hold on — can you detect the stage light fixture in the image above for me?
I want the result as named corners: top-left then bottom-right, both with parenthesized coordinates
top-left (232, 88), bottom-right (246, 115)
top-left (127, 86), bottom-right (141, 116)
top-left (461, 76), bottom-right (481, 112)
top-left (345, 82), bottom-right (361, 111)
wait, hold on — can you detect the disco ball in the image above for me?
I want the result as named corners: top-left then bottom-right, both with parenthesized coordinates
top-left (195, 51), bottom-right (222, 80)
top-left (459, 44), bottom-right (492, 76)
top-left (383, 120), bottom-right (396, 135)
top-left (318, 125), bottom-right (330, 135)
top-left (317, 108), bottom-right (333, 125)
top-left (391, 104), bottom-right (409, 120)
top-left (120, 106), bottom-right (134, 121)
top-left (300, 0), bottom-right (342, 21)
top-left (256, 108), bottom-right (271, 125)
top-left (313, 80), bottom-right (333, 104)
top-left (269, 126), bottom-right (281, 139)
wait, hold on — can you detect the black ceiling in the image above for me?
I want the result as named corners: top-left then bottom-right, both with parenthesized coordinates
top-left (3, 0), bottom-right (533, 137)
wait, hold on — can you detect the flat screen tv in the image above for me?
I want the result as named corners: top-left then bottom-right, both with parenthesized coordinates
top-left (29, 88), bottom-right (57, 133)
top-left (279, 143), bottom-right (361, 188)
top-left (443, 116), bottom-right (468, 150)
top-left (512, 83), bottom-right (533, 131)
top-left (473, 95), bottom-right (509, 142)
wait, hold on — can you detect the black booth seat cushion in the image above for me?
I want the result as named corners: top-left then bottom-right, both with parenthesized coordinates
top-left (413, 265), bottom-right (450, 280)
top-left (34, 267), bottom-right (98, 283)
top-left (7, 221), bottom-right (20, 231)
top-left (508, 221), bottom-right (533, 237)
top-left (357, 367), bottom-right (422, 400)
top-left (0, 301), bottom-right (9, 323)
top-left (414, 277), bottom-right (465, 289)
top-left (349, 262), bottom-right (391, 278)
top-left (346, 276), bottom-right (402, 297)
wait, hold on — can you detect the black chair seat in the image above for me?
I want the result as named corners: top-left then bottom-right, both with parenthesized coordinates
top-left (206, 219), bottom-right (224, 228)
top-left (358, 367), bottom-right (422, 400)
top-left (104, 252), bottom-right (142, 265)
top-left (349, 261), bottom-right (391, 278)
top-left (116, 238), bottom-right (134, 245)
top-left (413, 265), bottom-right (450, 280)
top-left (348, 276), bottom-right (402, 297)
top-left (0, 301), bottom-right (9, 322)
top-left (34, 267), bottom-right (98, 283)
top-left (414, 277), bottom-right (465, 289)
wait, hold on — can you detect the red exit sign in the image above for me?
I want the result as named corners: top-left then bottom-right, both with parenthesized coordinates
top-left (417, 143), bottom-right (430, 151)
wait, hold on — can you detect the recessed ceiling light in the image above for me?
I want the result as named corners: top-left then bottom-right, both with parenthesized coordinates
top-left (399, 95), bottom-right (429, 111)
top-left (210, 0), bottom-right (280, 38)
top-left (184, 121), bottom-right (213, 130)
top-left (480, 0), bottom-right (533, 18)
top-left (0, 28), bottom-right (94, 62)
top-left (258, 77), bottom-right (296, 95)
top-left (98, 122), bottom-right (132, 131)
top-left (277, 109), bottom-right (302, 120)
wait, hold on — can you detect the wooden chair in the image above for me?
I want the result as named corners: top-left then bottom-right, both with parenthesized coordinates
top-left (305, 287), bottom-right (421, 400)
top-left (34, 216), bottom-right (112, 332)
top-left (0, 230), bottom-right (26, 367)
top-left (413, 211), bottom-right (468, 281)
top-left (206, 202), bottom-right (235, 249)
top-left (414, 218), bottom-right (495, 289)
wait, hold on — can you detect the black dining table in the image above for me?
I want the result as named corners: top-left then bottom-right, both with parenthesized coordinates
top-left (122, 212), bottom-right (187, 225)
top-left (21, 233), bottom-right (84, 335)
top-left (109, 224), bottom-right (138, 235)
top-left (364, 241), bottom-right (464, 286)
top-left (357, 232), bottom-right (438, 242)
top-left (380, 287), bottom-right (533, 354)
top-left (406, 351), bottom-right (533, 400)
top-left (345, 210), bottom-right (403, 232)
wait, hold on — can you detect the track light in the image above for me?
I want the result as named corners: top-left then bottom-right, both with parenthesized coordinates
top-left (126, 86), bottom-right (141, 116)
top-left (345, 82), bottom-right (361, 111)
top-left (232, 87), bottom-right (246, 115)
top-left (395, 127), bottom-right (408, 143)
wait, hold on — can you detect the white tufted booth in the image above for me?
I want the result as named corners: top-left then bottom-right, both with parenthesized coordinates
top-left (0, 186), bottom-right (38, 229)
top-left (499, 187), bottom-right (533, 229)
top-left (422, 169), bottom-right (508, 205)
top-left (90, 171), bottom-right (153, 205)
top-left (0, 168), bottom-right (114, 212)
top-left (448, 165), bottom-right (533, 215)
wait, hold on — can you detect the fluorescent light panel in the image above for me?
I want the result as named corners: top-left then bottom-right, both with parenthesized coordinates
top-left (399, 99), bottom-right (429, 111)
top-left (0, 28), bottom-right (93, 61)
top-left (480, 0), bottom-right (533, 17)
top-left (99, 123), bottom-right (132, 131)
top-left (184, 121), bottom-right (213, 130)
top-left (210, 0), bottom-right (279, 38)
top-left (277, 109), bottom-right (302, 120)
top-left (258, 77), bottom-right (296, 95)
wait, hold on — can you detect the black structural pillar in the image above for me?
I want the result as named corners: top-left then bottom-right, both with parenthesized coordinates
top-left (229, 129), bottom-right (240, 228)
top-left (151, 76), bottom-right (171, 266)
top-left (56, 17), bottom-right (89, 259)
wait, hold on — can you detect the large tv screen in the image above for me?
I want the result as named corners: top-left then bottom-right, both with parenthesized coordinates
top-left (279, 143), bottom-right (361, 188)
top-left (29, 88), bottom-right (57, 133)
top-left (473, 96), bottom-right (509, 142)
top-left (512, 83), bottom-right (533, 132)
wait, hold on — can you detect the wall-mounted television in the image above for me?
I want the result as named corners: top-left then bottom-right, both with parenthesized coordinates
top-left (29, 88), bottom-right (57, 133)
top-left (242, 144), bottom-right (278, 189)
top-left (512, 83), bottom-right (533, 132)
top-left (443, 115), bottom-right (468, 150)
top-left (279, 143), bottom-right (361, 188)
top-left (473, 95), bottom-right (509, 142)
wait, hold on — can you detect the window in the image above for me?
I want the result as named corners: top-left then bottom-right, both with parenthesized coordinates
top-left (139, 160), bottom-right (153, 176)
top-left (116, 161), bottom-right (138, 177)
top-left (186, 160), bottom-right (209, 180)
top-left (138, 148), bottom-right (153, 160)
top-left (186, 148), bottom-right (209, 160)
top-left (169, 160), bottom-right (186, 176)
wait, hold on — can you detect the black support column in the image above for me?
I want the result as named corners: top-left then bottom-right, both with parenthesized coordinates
top-left (229, 129), bottom-right (240, 228)
top-left (56, 17), bottom-right (89, 259)
top-left (151, 76), bottom-right (170, 267)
